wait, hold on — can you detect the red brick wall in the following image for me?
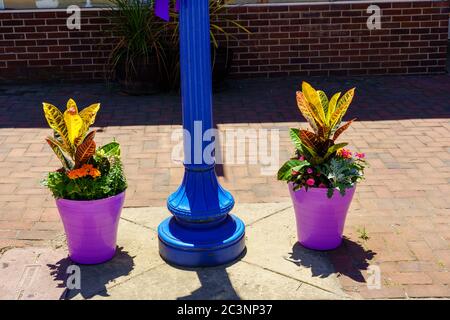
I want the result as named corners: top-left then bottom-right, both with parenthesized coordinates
top-left (0, 9), bottom-right (114, 81)
top-left (224, 1), bottom-right (449, 77)
top-left (0, 1), bottom-right (448, 82)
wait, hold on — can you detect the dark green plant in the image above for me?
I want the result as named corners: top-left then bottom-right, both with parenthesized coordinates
top-left (161, 0), bottom-right (251, 90)
top-left (108, 0), bottom-right (166, 84)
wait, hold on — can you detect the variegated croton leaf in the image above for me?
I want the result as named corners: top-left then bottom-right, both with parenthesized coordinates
top-left (43, 102), bottom-right (74, 156)
top-left (75, 130), bottom-right (96, 168)
top-left (46, 137), bottom-right (73, 170)
top-left (333, 118), bottom-right (356, 141)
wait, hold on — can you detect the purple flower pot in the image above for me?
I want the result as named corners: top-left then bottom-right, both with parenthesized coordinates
top-left (56, 191), bottom-right (125, 264)
top-left (288, 183), bottom-right (355, 250)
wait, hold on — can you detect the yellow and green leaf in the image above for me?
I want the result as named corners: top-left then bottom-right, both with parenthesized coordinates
top-left (43, 102), bottom-right (72, 154)
top-left (64, 108), bottom-right (84, 146)
top-left (317, 90), bottom-right (329, 120)
top-left (323, 142), bottom-right (349, 160)
top-left (302, 82), bottom-right (325, 124)
top-left (46, 137), bottom-right (73, 169)
top-left (79, 103), bottom-right (100, 126)
top-left (98, 141), bottom-right (121, 157)
top-left (277, 159), bottom-right (308, 181)
top-left (326, 92), bottom-right (341, 123)
top-left (296, 92), bottom-right (318, 133)
top-left (330, 88), bottom-right (355, 128)
top-left (75, 103), bottom-right (100, 146)
top-left (66, 98), bottom-right (79, 113)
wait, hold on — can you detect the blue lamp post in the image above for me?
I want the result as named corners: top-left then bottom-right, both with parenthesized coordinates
top-left (156, 0), bottom-right (246, 267)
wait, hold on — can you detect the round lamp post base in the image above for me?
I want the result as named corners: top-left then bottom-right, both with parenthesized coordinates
top-left (158, 214), bottom-right (245, 267)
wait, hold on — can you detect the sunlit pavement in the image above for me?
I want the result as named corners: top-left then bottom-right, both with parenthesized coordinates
top-left (0, 74), bottom-right (449, 299)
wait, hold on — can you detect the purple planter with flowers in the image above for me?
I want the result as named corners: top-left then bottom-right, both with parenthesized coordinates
top-left (42, 99), bottom-right (127, 265)
top-left (56, 192), bottom-right (125, 264)
top-left (289, 183), bottom-right (355, 250)
top-left (278, 81), bottom-right (367, 251)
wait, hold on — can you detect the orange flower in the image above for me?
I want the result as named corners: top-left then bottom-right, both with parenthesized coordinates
top-left (90, 167), bottom-right (101, 178)
top-left (67, 164), bottom-right (101, 180)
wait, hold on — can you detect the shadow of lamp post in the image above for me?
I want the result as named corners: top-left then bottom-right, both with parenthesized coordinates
top-left (155, 0), bottom-right (246, 267)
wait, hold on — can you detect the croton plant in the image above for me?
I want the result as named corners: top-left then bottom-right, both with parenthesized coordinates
top-left (42, 99), bottom-right (127, 200)
top-left (277, 82), bottom-right (367, 197)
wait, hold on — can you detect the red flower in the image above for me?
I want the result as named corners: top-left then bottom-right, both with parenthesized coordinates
top-left (306, 178), bottom-right (315, 186)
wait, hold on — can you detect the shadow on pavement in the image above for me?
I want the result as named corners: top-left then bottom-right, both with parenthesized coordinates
top-left (172, 249), bottom-right (247, 300)
top-left (288, 238), bottom-right (376, 283)
top-left (47, 246), bottom-right (135, 300)
top-left (1, 74), bottom-right (450, 129)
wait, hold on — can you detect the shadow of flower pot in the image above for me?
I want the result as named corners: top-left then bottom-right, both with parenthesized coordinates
top-left (288, 238), bottom-right (376, 283)
top-left (47, 247), bottom-right (135, 299)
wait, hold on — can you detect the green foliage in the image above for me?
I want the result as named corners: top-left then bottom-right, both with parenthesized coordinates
top-left (42, 154), bottom-right (127, 201)
top-left (321, 157), bottom-right (365, 197)
top-left (277, 155), bottom-right (366, 198)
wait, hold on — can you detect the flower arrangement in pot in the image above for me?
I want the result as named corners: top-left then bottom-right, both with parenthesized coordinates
top-left (42, 99), bottom-right (127, 264)
top-left (277, 82), bottom-right (367, 251)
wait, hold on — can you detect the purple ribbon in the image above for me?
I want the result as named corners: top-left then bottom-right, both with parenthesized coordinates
top-left (154, 0), bottom-right (179, 21)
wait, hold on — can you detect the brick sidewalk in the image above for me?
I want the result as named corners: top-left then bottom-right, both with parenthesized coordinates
top-left (0, 75), bottom-right (449, 298)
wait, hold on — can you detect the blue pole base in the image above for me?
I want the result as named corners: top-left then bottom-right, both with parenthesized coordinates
top-left (158, 214), bottom-right (246, 267)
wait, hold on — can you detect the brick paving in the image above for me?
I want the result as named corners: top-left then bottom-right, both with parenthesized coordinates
top-left (0, 74), bottom-right (450, 298)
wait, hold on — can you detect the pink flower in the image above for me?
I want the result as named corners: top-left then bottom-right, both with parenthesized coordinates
top-left (306, 168), bottom-right (313, 174)
top-left (292, 170), bottom-right (300, 176)
top-left (299, 155), bottom-right (305, 161)
top-left (355, 152), bottom-right (366, 159)
top-left (306, 178), bottom-right (315, 186)
top-left (319, 183), bottom-right (327, 188)
top-left (337, 148), bottom-right (352, 159)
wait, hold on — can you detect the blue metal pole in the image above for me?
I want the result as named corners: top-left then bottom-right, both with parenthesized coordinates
top-left (157, 0), bottom-right (245, 267)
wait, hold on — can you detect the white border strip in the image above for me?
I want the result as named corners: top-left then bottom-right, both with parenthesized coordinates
top-left (0, 0), bottom-right (444, 13)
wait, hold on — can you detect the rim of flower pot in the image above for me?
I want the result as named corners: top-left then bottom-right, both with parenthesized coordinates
top-left (55, 190), bottom-right (126, 204)
top-left (288, 182), bottom-right (356, 193)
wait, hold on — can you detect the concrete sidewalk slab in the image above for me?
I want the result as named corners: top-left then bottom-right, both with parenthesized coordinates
top-left (0, 247), bottom-right (67, 300)
top-left (0, 203), bottom-right (350, 300)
